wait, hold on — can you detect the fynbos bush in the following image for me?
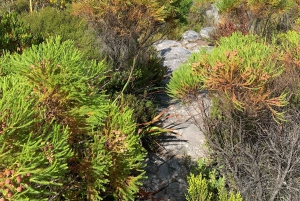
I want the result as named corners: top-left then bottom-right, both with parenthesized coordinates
top-left (73, 0), bottom-right (192, 70)
top-left (168, 32), bottom-right (300, 200)
top-left (186, 159), bottom-right (242, 201)
top-left (0, 37), bottom-right (146, 200)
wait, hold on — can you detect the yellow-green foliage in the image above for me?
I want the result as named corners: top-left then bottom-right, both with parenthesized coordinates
top-left (0, 75), bottom-right (73, 200)
top-left (101, 104), bottom-right (146, 200)
top-left (186, 159), bottom-right (242, 201)
top-left (167, 54), bottom-right (203, 100)
top-left (278, 30), bottom-right (300, 50)
top-left (168, 32), bottom-right (287, 120)
top-left (0, 37), bottom-right (146, 200)
top-left (73, 0), bottom-right (191, 37)
top-left (187, 173), bottom-right (213, 201)
top-left (0, 12), bottom-right (42, 56)
top-left (171, 31), bottom-right (300, 201)
top-left (275, 31), bottom-right (300, 107)
top-left (21, 7), bottom-right (102, 61)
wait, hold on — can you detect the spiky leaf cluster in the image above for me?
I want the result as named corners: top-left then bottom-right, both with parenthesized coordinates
top-left (0, 37), bottom-right (146, 200)
top-left (168, 32), bottom-right (287, 121)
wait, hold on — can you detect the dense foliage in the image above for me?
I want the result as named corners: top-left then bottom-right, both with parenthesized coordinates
top-left (0, 0), bottom-right (73, 14)
top-left (72, 0), bottom-right (192, 70)
top-left (3, 0), bottom-right (300, 200)
top-left (0, 0), bottom-right (193, 200)
top-left (210, 0), bottom-right (300, 38)
top-left (20, 7), bottom-right (102, 61)
top-left (169, 32), bottom-right (287, 120)
top-left (186, 159), bottom-right (242, 201)
top-left (0, 37), bottom-right (146, 200)
top-left (0, 12), bottom-right (42, 56)
top-left (168, 31), bottom-right (300, 200)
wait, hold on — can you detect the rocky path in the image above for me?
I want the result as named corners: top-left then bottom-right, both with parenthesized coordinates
top-left (137, 30), bottom-right (214, 201)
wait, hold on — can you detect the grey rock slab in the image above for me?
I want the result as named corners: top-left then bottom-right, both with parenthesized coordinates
top-left (159, 47), bottom-right (191, 61)
top-left (200, 27), bottom-right (216, 39)
top-left (167, 182), bottom-right (184, 195)
top-left (155, 40), bottom-right (182, 51)
top-left (205, 4), bottom-right (220, 25)
top-left (158, 163), bottom-right (170, 179)
top-left (182, 30), bottom-right (200, 42)
top-left (147, 153), bottom-right (165, 167)
top-left (165, 94), bottom-right (211, 124)
top-left (158, 47), bottom-right (191, 73)
top-left (168, 159), bottom-right (181, 171)
top-left (153, 189), bottom-right (169, 200)
top-left (167, 182), bottom-right (187, 201)
top-left (163, 60), bottom-right (187, 74)
top-left (159, 131), bottom-right (206, 159)
top-left (185, 42), bottom-right (200, 51)
top-left (180, 124), bottom-right (206, 145)
top-left (191, 45), bottom-right (215, 53)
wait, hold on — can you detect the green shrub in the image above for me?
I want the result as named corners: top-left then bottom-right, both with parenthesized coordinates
top-left (185, 1), bottom-right (208, 32)
top-left (168, 0), bottom-right (193, 24)
top-left (212, 0), bottom-right (298, 38)
top-left (103, 50), bottom-right (165, 96)
top-left (101, 104), bottom-right (146, 200)
top-left (21, 7), bottom-right (102, 61)
top-left (0, 37), bottom-right (146, 200)
top-left (0, 74), bottom-right (73, 200)
top-left (169, 32), bottom-right (300, 201)
top-left (0, 0), bottom-right (73, 13)
top-left (73, 0), bottom-right (192, 70)
top-left (0, 12), bottom-right (42, 55)
top-left (168, 32), bottom-right (287, 121)
top-left (0, 0), bottom-right (28, 13)
top-left (186, 159), bottom-right (242, 201)
top-left (121, 94), bottom-right (157, 124)
top-left (274, 31), bottom-right (300, 108)
top-left (167, 50), bottom-right (204, 100)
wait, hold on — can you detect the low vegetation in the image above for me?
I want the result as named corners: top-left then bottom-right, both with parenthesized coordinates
top-left (1, 0), bottom-right (300, 200)
top-left (168, 31), bottom-right (300, 200)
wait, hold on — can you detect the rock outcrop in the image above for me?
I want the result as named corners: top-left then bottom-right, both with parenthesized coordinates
top-left (200, 27), bottom-right (216, 39)
top-left (205, 4), bottom-right (220, 25)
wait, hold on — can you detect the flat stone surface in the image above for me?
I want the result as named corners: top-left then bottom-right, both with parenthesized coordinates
top-left (158, 163), bottom-right (170, 178)
top-left (158, 47), bottom-right (191, 74)
top-left (162, 59), bottom-right (186, 68)
top-left (182, 30), bottom-right (200, 42)
top-left (200, 27), bottom-right (216, 39)
top-left (159, 93), bottom-right (210, 159)
top-left (155, 40), bottom-right (182, 51)
top-left (185, 42), bottom-right (200, 50)
top-left (159, 47), bottom-right (191, 61)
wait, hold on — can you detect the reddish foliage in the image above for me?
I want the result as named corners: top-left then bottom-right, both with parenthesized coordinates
top-left (211, 9), bottom-right (250, 42)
